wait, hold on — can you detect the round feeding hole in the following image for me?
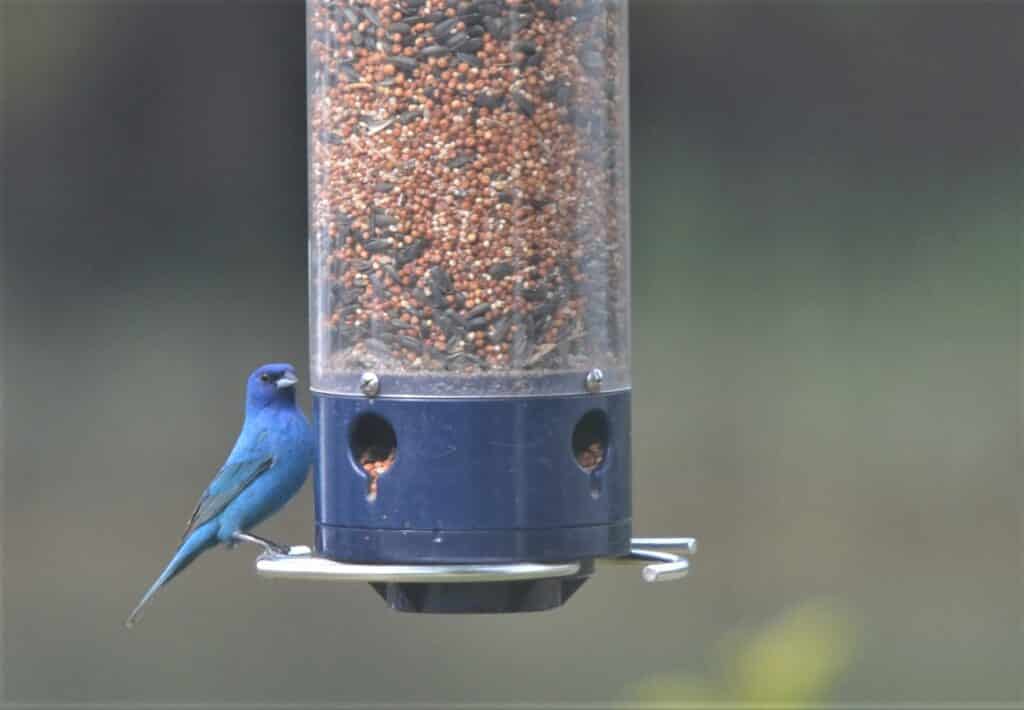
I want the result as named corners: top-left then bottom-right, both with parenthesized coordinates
top-left (350, 413), bottom-right (397, 500)
top-left (572, 409), bottom-right (609, 474)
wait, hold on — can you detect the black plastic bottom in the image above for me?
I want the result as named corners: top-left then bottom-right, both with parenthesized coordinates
top-left (369, 561), bottom-right (595, 613)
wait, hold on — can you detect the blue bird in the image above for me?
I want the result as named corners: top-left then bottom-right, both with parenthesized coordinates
top-left (126, 363), bottom-right (315, 627)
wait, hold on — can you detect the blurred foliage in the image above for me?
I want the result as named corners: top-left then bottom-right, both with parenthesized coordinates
top-left (627, 599), bottom-right (859, 705)
top-left (4, 1), bottom-right (1023, 702)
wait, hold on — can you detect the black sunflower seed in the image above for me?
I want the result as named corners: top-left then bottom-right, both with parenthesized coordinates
top-left (447, 153), bottom-right (476, 169)
top-left (467, 303), bottom-right (491, 319)
top-left (446, 32), bottom-right (469, 48)
top-left (456, 38), bottom-right (483, 53)
top-left (362, 6), bottom-right (382, 27)
top-left (511, 92), bottom-right (535, 117)
top-left (398, 335), bottom-right (423, 352)
top-left (386, 56), bottom-right (418, 72)
top-left (340, 63), bottom-right (362, 82)
top-left (420, 44), bottom-right (450, 58)
top-left (433, 17), bottom-right (458, 38)
top-left (522, 286), bottom-right (547, 302)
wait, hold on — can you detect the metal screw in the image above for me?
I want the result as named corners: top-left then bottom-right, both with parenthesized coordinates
top-left (584, 368), bottom-right (604, 393)
top-left (360, 371), bottom-right (380, 397)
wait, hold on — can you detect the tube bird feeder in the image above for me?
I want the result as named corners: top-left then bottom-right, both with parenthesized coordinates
top-left (255, 0), bottom-right (696, 613)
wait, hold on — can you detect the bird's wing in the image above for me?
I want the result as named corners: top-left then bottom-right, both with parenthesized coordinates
top-left (183, 430), bottom-right (275, 539)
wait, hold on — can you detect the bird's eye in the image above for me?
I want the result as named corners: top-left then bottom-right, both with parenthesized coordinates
top-left (260, 373), bottom-right (272, 383)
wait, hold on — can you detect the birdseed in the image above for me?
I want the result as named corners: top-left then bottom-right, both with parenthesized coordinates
top-left (309, 0), bottom-right (628, 378)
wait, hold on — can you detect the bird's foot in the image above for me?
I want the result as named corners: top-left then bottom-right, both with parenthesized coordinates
top-left (231, 532), bottom-right (290, 556)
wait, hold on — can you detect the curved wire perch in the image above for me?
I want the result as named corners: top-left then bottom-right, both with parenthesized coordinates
top-left (605, 549), bottom-right (690, 582)
top-left (601, 537), bottom-right (697, 582)
top-left (631, 537), bottom-right (698, 555)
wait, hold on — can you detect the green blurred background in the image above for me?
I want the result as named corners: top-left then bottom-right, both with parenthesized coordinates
top-left (2, 0), bottom-right (1022, 705)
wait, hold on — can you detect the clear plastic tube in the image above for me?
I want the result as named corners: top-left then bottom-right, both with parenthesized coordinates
top-left (308, 0), bottom-right (629, 396)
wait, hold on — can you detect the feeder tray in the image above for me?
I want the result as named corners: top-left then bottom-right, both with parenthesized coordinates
top-left (255, 537), bottom-right (696, 613)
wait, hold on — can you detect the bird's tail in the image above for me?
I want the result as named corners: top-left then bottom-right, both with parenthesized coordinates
top-left (124, 523), bottom-right (218, 628)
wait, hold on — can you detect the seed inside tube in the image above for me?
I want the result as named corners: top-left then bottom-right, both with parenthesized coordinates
top-left (311, 0), bottom-right (628, 381)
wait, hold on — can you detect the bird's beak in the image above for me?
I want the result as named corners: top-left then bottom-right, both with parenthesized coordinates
top-left (276, 371), bottom-right (299, 389)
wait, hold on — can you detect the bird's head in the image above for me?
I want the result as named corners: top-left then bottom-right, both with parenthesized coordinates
top-left (246, 363), bottom-right (300, 410)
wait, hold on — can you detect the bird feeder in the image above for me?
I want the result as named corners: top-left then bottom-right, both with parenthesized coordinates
top-left (255, 0), bottom-right (696, 613)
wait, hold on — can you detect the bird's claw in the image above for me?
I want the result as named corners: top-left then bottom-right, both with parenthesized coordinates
top-left (231, 532), bottom-right (290, 556)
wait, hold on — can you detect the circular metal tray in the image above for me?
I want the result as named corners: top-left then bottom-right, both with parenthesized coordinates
top-left (253, 537), bottom-right (696, 584)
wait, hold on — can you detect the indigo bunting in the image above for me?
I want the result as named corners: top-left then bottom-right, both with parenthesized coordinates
top-left (126, 363), bottom-right (315, 627)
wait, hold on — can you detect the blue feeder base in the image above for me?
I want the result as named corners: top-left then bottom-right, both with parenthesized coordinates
top-left (312, 388), bottom-right (631, 612)
top-left (316, 522), bottom-right (632, 564)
